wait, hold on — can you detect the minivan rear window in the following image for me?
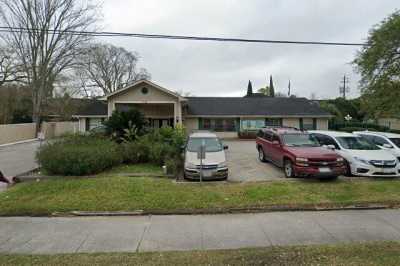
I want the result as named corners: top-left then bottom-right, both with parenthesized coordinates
top-left (187, 137), bottom-right (223, 152)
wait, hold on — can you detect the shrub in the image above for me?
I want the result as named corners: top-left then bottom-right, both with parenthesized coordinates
top-left (37, 135), bottom-right (123, 176)
top-left (104, 109), bottom-right (147, 142)
top-left (120, 141), bottom-right (141, 164)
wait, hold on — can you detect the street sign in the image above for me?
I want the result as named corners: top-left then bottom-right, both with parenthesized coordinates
top-left (198, 140), bottom-right (206, 183)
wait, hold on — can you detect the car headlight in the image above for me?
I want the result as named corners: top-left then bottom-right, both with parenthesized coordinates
top-left (218, 162), bottom-right (227, 168)
top-left (185, 162), bottom-right (197, 169)
top-left (295, 157), bottom-right (309, 166)
top-left (354, 157), bottom-right (370, 165)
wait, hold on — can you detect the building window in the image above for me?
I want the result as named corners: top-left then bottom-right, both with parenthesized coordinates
top-left (241, 119), bottom-right (265, 130)
top-left (88, 118), bottom-right (102, 130)
top-left (265, 118), bottom-right (282, 127)
top-left (141, 87), bottom-right (149, 94)
top-left (302, 118), bottom-right (315, 130)
top-left (200, 118), bottom-right (236, 132)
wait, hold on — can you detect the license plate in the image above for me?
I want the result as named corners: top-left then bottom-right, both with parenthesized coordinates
top-left (319, 167), bottom-right (331, 173)
top-left (202, 170), bottom-right (213, 177)
top-left (383, 168), bottom-right (394, 174)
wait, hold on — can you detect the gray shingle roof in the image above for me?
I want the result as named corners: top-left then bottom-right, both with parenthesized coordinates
top-left (186, 97), bottom-right (331, 117)
top-left (75, 100), bottom-right (107, 116)
top-left (73, 97), bottom-right (331, 117)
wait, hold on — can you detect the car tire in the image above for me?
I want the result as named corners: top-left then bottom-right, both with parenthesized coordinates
top-left (284, 159), bottom-right (295, 178)
top-left (345, 160), bottom-right (353, 177)
top-left (258, 147), bottom-right (267, 162)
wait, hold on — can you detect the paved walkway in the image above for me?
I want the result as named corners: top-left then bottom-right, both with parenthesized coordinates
top-left (0, 140), bottom-right (40, 178)
top-left (224, 140), bottom-right (285, 182)
top-left (1, 209), bottom-right (400, 254)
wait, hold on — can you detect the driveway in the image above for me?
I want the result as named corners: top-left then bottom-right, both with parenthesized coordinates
top-left (1, 209), bottom-right (400, 254)
top-left (224, 140), bottom-right (285, 182)
top-left (0, 140), bottom-right (40, 178)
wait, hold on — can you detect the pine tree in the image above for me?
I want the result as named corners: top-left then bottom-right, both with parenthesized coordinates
top-left (247, 80), bottom-right (253, 96)
top-left (269, 75), bottom-right (275, 97)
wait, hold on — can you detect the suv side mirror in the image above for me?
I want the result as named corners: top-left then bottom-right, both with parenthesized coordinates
top-left (383, 143), bottom-right (393, 149)
top-left (223, 145), bottom-right (229, 150)
top-left (324, 144), bottom-right (336, 150)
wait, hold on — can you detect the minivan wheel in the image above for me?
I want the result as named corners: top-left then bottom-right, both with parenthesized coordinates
top-left (284, 160), bottom-right (295, 178)
top-left (258, 147), bottom-right (266, 162)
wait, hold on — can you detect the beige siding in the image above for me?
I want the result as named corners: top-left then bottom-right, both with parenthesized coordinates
top-left (317, 118), bottom-right (329, 130)
top-left (184, 118), bottom-right (198, 133)
top-left (282, 118), bottom-right (300, 128)
top-left (108, 83), bottom-right (179, 116)
top-left (0, 123), bottom-right (36, 145)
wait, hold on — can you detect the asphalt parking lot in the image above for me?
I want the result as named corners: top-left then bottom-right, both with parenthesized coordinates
top-left (223, 139), bottom-right (285, 182)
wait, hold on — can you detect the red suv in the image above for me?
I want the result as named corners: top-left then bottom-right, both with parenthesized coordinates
top-left (256, 127), bottom-right (346, 179)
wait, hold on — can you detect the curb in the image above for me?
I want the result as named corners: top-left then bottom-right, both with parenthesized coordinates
top-left (1, 203), bottom-right (396, 218)
top-left (0, 138), bottom-right (38, 149)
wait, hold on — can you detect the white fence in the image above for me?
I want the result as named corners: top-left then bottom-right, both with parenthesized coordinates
top-left (0, 121), bottom-right (78, 145)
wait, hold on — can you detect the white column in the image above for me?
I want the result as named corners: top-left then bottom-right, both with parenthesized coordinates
top-left (173, 102), bottom-right (177, 127)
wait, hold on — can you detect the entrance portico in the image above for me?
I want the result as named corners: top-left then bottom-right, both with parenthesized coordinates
top-left (106, 80), bottom-right (185, 127)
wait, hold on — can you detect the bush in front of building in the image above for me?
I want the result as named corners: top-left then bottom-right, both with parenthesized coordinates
top-left (120, 126), bottom-right (186, 175)
top-left (104, 109), bottom-right (147, 142)
top-left (37, 135), bottom-right (123, 176)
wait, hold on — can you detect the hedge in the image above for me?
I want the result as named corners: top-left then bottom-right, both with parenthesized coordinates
top-left (37, 135), bottom-right (123, 176)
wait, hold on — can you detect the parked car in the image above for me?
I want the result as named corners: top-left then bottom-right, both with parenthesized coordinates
top-left (310, 130), bottom-right (400, 177)
top-left (184, 131), bottom-right (228, 181)
top-left (353, 131), bottom-right (400, 161)
top-left (256, 127), bottom-right (346, 179)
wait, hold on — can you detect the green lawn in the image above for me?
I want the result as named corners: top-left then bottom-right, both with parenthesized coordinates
top-left (1, 164), bottom-right (400, 216)
top-left (1, 242), bottom-right (400, 265)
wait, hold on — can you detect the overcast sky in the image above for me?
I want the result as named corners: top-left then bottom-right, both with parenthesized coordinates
top-left (99, 0), bottom-right (399, 99)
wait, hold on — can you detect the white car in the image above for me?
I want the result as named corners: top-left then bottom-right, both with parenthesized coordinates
top-left (353, 131), bottom-right (400, 160)
top-left (309, 130), bottom-right (400, 177)
top-left (184, 131), bottom-right (228, 180)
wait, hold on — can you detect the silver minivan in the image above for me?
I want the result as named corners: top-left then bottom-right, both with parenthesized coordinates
top-left (184, 131), bottom-right (228, 180)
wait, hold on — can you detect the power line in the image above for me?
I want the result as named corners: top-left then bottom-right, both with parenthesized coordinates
top-left (0, 26), bottom-right (367, 47)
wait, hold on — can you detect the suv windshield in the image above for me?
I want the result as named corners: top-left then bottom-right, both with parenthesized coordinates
top-left (282, 134), bottom-right (320, 147)
top-left (390, 138), bottom-right (400, 148)
top-left (336, 136), bottom-right (379, 150)
top-left (187, 137), bottom-right (223, 152)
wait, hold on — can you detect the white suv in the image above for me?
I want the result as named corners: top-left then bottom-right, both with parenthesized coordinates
top-left (353, 131), bottom-right (400, 161)
top-left (310, 130), bottom-right (400, 177)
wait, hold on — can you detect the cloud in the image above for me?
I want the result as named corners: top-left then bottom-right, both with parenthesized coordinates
top-left (100, 0), bottom-right (399, 99)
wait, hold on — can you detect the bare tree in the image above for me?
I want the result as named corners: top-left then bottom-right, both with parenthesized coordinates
top-left (77, 43), bottom-right (151, 95)
top-left (0, 46), bottom-right (25, 86)
top-left (0, 0), bottom-right (98, 133)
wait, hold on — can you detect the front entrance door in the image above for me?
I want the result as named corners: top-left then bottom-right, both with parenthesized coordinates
top-left (150, 118), bottom-right (174, 128)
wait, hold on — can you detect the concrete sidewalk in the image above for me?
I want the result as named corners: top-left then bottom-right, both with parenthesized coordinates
top-left (1, 209), bottom-right (400, 254)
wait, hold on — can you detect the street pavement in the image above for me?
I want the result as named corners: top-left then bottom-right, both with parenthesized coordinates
top-left (1, 209), bottom-right (400, 254)
top-left (0, 140), bottom-right (40, 178)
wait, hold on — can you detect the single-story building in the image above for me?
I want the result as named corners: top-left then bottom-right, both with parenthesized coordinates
top-left (73, 80), bottom-right (332, 138)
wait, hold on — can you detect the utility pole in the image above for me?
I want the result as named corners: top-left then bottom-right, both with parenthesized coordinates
top-left (339, 74), bottom-right (350, 99)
